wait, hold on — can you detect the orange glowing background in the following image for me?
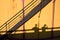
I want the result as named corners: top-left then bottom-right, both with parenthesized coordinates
top-left (0, 0), bottom-right (60, 33)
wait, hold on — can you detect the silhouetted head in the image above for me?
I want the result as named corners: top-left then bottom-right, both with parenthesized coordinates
top-left (35, 24), bottom-right (37, 27)
top-left (44, 24), bottom-right (46, 26)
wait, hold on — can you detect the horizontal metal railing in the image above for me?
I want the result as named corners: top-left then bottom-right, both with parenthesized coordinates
top-left (6, 0), bottom-right (51, 34)
top-left (0, 27), bottom-right (60, 33)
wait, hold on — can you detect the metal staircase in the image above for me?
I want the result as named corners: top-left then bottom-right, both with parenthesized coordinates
top-left (0, 0), bottom-right (40, 34)
top-left (0, 0), bottom-right (51, 40)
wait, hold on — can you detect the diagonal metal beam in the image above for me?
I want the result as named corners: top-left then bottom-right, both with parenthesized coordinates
top-left (6, 0), bottom-right (52, 34)
top-left (0, 0), bottom-right (52, 40)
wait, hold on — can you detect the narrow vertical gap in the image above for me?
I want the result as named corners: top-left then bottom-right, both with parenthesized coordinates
top-left (38, 0), bottom-right (42, 39)
top-left (38, 11), bottom-right (40, 40)
top-left (22, 0), bottom-right (25, 39)
top-left (51, 0), bottom-right (56, 40)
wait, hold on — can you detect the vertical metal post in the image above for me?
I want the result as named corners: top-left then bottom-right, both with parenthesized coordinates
top-left (22, 0), bottom-right (25, 39)
top-left (51, 0), bottom-right (56, 40)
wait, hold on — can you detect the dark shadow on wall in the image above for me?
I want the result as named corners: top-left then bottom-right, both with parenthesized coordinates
top-left (0, 24), bottom-right (60, 40)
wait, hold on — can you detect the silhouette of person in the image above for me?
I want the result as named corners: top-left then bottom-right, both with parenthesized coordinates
top-left (42, 24), bottom-right (48, 32)
top-left (32, 24), bottom-right (39, 33)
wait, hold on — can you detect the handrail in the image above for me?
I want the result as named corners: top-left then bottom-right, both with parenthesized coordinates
top-left (0, 0), bottom-right (37, 30)
top-left (6, 0), bottom-right (51, 34)
top-left (0, 27), bottom-right (60, 33)
top-left (0, 1), bottom-right (49, 32)
top-left (0, 0), bottom-right (52, 40)
top-left (0, 0), bottom-right (41, 35)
